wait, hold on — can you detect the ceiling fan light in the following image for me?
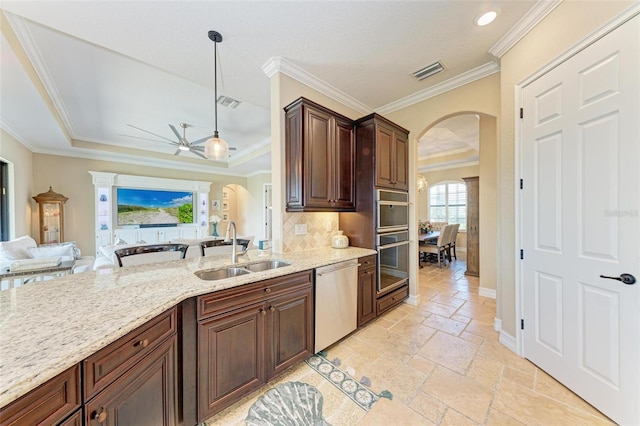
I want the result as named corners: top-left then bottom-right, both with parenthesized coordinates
top-left (178, 145), bottom-right (189, 151)
top-left (205, 135), bottom-right (229, 160)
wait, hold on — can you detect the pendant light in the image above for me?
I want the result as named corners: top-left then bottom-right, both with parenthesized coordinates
top-left (417, 174), bottom-right (428, 193)
top-left (205, 30), bottom-right (230, 161)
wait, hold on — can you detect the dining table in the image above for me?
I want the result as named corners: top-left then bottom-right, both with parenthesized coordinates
top-left (418, 231), bottom-right (440, 244)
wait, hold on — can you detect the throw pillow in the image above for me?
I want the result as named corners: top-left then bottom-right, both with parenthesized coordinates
top-left (0, 246), bottom-right (33, 261)
top-left (39, 241), bottom-right (81, 260)
top-left (28, 244), bottom-right (75, 261)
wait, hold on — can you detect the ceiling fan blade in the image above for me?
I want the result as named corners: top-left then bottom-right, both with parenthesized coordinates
top-left (191, 149), bottom-right (207, 159)
top-left (174, 149), bottom-right (182, 156)
top-left (191, 146), bottom-right (204, 151)
top-left (118, 133), bottom-right (179, 146)
top-left (190, 135), bottom-right (212, 145)
top-left (127, 124), bottom-right (177, 143)
top-left (169, 124), bottom-right (183, 143)
top-left (229, 147), bottom-right (237, 151)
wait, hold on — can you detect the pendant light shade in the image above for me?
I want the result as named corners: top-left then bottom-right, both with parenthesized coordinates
top-left (205, 131), bottom-right (230, 160)
top-left (205, 30), bottom-right (230, 161)
top-left (417, 174), bottom-right (428, 193)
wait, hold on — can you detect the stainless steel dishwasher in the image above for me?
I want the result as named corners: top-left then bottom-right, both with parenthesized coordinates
top-left (314, 259), bottom-right (359, 353)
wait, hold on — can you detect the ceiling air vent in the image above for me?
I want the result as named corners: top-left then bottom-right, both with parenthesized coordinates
top-left (412, 61), bottom-right (445, 81)
top-left (217, 95), bottom-right (241, 109)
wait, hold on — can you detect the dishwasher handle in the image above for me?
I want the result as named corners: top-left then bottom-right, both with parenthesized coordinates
top-left (316, 263), bottom-right (361, 277)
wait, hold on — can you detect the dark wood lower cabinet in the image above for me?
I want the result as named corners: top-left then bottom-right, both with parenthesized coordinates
top-left (59, 409), bottom-right (82, 426)
top-left (376, 283), bottom-right (409, 316)
top-left (197, 302), bottom-right (266, 420)
top-left (0, 365), bottom-right (80, 426)
top-left (267, 288), bottom-right (314, 379)
top-left (196, 271), bottom-right (314, 423)
top-left (357, 255), bottom-right (377, 327)
top-left (85, 335), bottom-right (178, 426)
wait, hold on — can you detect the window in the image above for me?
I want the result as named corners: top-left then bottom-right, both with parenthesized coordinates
top-left (0, 161), bottom-right (8, 241)
top-left (428, 182), bottom-right (467, 231)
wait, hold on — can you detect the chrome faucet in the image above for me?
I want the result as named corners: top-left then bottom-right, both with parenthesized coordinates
top-left (225, 221), bottom-right (247, 263)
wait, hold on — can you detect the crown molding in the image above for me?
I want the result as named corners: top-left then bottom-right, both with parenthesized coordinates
top-left (32, 145), bottom-right (255, 177)
top-left (5, 13), bottom-right (76, 138)
top-left (418, 147), bottom-right (476, 161)
top-left (489, 0), bottom-right (563, 58)
top-left (419, 160), bottom-right (480, 173)
top-left (376, 62), bottom-right (500, 115)
top-left (0, 116), bottom-right (37, 151)
top-left (262, 57), bottom-right (372, 115)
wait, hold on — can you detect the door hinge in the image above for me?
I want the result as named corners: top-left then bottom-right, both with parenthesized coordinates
top-left (521, 319), bottom-right (525, 330)
top-left (519, 179), bottom-right (523, 190)
top-left (520, 249), bottom-right (524, 260)
top-left (520, 108), bottom-right (524, 119)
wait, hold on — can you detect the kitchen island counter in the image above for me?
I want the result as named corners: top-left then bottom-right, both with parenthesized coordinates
top-left (0, 246), bottom-right (375, 408)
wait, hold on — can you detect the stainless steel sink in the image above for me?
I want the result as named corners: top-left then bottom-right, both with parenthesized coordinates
top-left (195, 267), bottom-right (252, 281)
top-left (245, 260), bottom-right (291, 272)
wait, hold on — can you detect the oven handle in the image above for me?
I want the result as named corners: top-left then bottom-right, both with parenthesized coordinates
top-left (377, 201), bottom-right (409, 207)
top-left (377, 241), bottom-right (410, 249)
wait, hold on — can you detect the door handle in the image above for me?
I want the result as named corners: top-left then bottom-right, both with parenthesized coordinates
top-left (599, 273), bottom-right (636, 285)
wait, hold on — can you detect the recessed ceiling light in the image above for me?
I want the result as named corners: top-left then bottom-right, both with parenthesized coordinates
top-left (476, 11), bottom-right (497, 26)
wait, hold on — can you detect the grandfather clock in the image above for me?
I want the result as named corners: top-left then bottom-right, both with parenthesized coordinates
top-left (33, 187), bottom-right (68, 244)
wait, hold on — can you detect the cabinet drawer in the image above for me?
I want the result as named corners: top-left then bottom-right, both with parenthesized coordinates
top-left (84, 307), bottom-right (177, 399)
top-left (377, 284), bottom-right (408, 315)
top-left (358, 255), bottom-right (376, 272)
top-left (198, 270), bottom-right (313, 320)
top-left (0, 365), bottom-right (80, 426)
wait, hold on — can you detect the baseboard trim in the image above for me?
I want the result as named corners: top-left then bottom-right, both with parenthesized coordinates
top-left (499, 330), bottom-right (517, 353)
top-left (478, 287), bottom-right (496, 299)
top-left (493, 317), bottom-right (501, 331)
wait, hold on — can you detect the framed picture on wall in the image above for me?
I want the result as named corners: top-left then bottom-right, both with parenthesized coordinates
top-left (222, 189), bottom-right (229, 200)
top-left (222, 201), bottom-right (229, 211)
top-left (211, 199), bottom-right (221, 210)
top-left (223, 213), bottom-right (229, 221)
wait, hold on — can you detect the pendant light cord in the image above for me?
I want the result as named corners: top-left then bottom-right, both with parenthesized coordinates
top-left (214, 38), bottom-right (218, 136)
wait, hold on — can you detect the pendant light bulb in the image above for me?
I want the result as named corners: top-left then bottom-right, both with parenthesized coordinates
top-left (205, 131), bottom-right (230, 160)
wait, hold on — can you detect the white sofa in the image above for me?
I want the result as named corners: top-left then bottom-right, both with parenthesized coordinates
top-left (94, 236), bottom-right (254, 269)
top-left (0, 236), bottom-right (95, 275)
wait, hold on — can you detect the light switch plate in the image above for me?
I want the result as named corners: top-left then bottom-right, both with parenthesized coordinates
top-left (294, 224), bottom-right (307, 235)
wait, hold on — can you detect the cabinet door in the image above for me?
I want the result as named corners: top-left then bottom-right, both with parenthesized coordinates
top-left (333, 117), bottom-right (356, 209)
top-left (197, 302), bottom-right (266, 421)
top-left (85, 336), bottom-right (178, 426)
top-left (393, 133), bottom-right (409, 191)
top-left (357, 256), bottom-right (377, 327)
top-left (304, 106), bottom-right (333, 209)
top-left (375, 125), bottom-right (395, 189)
top-left (266, 288), bottom-right (314, 379)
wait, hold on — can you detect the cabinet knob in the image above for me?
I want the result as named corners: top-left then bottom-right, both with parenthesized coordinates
top-left (264, 288), bottom-right (271, 293)
top-left (92, 408), bottom-right (108, 423)
top-left (134, 338), bottom-right (149, 348)
top-left (260, 309), bottom-right (267, 316)
top-left (269, 306), bottom-right (275, 312)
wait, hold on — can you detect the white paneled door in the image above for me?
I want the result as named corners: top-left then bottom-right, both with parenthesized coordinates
top-left (521, 15), bottom-right (639, 425)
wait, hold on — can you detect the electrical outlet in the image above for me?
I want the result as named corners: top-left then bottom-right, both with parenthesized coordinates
top-left (294, 224), bottom-right (307, 235)
top-left (325, 220), bottom-right (333, 232)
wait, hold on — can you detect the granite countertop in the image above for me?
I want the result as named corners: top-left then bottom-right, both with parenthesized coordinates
top-left (0, 246), bottom-right (376, 408)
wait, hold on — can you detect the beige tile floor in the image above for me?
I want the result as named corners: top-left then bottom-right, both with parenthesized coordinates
top-left (206, 259), bottom-right (614, 425)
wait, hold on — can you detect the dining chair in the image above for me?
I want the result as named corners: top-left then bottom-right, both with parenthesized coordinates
top-left (448, 223), bottom-right (461, 260)
top-left (199, 239), bottom-right (250, 257)
top-left (419, 225), bottom-right (451, 268)
top-left (114, 244), bottom-right (189, 267)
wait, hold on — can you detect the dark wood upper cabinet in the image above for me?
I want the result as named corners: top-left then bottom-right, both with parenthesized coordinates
top-left (285, 97), bottom-right (355, 212)
top-left (359, 114), bottom-right (410, 191)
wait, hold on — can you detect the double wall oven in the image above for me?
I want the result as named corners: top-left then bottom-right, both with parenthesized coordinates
top-left (376, 190), bottom-right (410, 295)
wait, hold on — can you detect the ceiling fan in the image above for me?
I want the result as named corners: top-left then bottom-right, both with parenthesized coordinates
top-left (124, 123), bottom-right (236, 159)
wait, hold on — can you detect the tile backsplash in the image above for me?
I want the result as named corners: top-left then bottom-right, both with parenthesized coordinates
top-left (282, 212), bottom-right (339, 252)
